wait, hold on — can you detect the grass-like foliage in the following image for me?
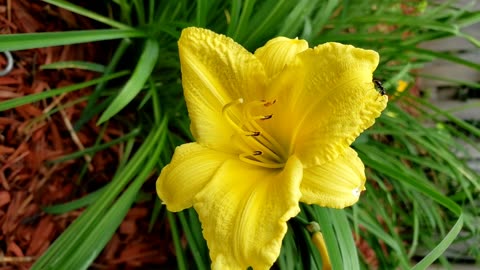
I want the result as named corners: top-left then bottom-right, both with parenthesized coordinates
top-left (1, 0), bottom-right (479, 269)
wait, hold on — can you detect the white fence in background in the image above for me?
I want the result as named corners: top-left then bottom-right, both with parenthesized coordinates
top-left (418, 0), bottom-right (480, 173)
top-left (419, 1), bottom-right (480, 265)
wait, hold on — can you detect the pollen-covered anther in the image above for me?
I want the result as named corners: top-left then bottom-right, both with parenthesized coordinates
top-left (251, 114), bottom-right (273, 121)
top-left (261, 114), bottom-right (273, 120)
top-left (263, 99), bottom-right (276, 106)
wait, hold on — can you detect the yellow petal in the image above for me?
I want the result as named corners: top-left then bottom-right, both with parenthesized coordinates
top-left (267, 42), bottom-right (387, 167)
top-left (193, 156), bottom-right (303, 269)
top-left (254, 37), bottom-right (309, 78)
top-left (156, 143), bottom-right (233, 212)
top-left (300, 147), bottom-right (366, 208)
top-left (178, 27), bottom-right (267, 151)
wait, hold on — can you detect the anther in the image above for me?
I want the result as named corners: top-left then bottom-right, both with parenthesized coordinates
top-left (261, 114), bottom-right (273, 120)
top-left (253, 151), bottom-right (262, 156)
top-left (247, 131), bottom-right (261, 136)
top-left (263, 99), bottom-right (277, 106)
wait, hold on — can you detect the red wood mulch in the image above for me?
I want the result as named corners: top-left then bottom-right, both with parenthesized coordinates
top-left (0, 1), bottom-right (174, 269)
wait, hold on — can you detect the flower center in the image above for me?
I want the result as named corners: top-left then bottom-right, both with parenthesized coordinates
top-left (222, 98), bottom-right (286, 169)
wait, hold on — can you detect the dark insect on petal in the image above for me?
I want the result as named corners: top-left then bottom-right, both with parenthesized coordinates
top-left (373, 79), bottom-right (386, 96)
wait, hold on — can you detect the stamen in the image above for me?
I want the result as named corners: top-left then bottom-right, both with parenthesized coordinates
top-left (222, 98), bottom-right (282, 162)
top-left (263, 99), bottom-right (276, 106)
top-left (243, 101), bottom-right (286, 160)
top-left (251, 114), bottom-right (273, 121)
top-left (222, 98), bottom-right (252, 136)
top-left (224, 101), bottom-right (281, 161)
top-left (261, 114), bottom-right (273, 120)
top-left (222, 97), bottom-right (287, 167)
top-left (239, 153), bottom-right (285, 169)
top-left (222, 98), bottom-right (244, 114)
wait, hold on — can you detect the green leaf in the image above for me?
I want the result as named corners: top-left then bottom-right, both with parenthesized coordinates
top-left (168, 212), bottom-right (188, 270)
top-left (97, 39), bottom-right (160, 124)
top-left (0, 71), bottom-right (129, 112)
top-left (412, 214), bottom-right (464, 269)
top-left (42, 186), bottom-right (108, 214)
top-left (31, 118), bottom-right (167, 270)
top-left (48, 128), bottom-right (141, 163)
top-left (43, 0), bottom-right (132, 29)
top-left (60, 160), bottom-right (159, 269)
top-left (312, 207), bottom-right (343, 270)
top-left (0, 29), bottom-right (145, 51)
top-left (178, 211), bottom-right (209, 270)
top-left (40, 61), bottom-right (106, 72)
top-left (74, 38), bottom-right (133, 131)
top-left (329, 209), bottom-right (359, 270)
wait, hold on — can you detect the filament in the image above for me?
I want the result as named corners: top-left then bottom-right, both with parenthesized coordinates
top-left (239, 153), bottom-right (285, 169)
top-left (222, 97), bottom-right (286, 167)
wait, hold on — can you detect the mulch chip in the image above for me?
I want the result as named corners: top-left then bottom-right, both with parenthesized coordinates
top-left (1, 0), bottom-right (175, 268)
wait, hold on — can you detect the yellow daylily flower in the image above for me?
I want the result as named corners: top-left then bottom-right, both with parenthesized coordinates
top-left (157, 27), bottom-right (387, 270)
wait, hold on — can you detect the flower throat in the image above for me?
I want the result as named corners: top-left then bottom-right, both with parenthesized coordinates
top-left (222, 98), bottom-right (287, 169)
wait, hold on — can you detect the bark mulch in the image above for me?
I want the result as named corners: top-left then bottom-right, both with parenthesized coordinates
top-left (0, 1), bottom-right (174, 269)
